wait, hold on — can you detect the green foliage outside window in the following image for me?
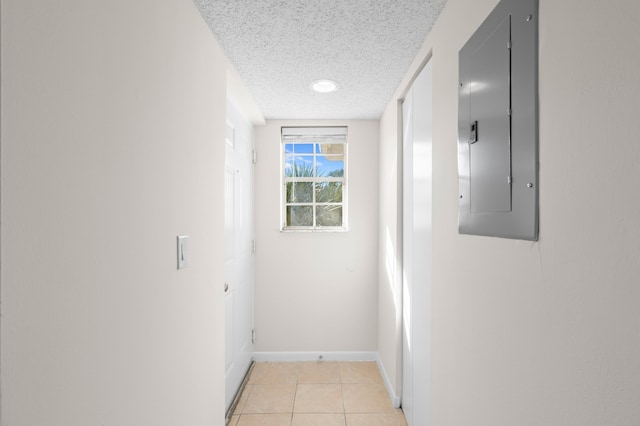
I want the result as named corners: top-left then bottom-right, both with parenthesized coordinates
top-left (284, 160), bottom-right (343, 228)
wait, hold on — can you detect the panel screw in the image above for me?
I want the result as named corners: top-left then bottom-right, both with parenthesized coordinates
top-left (526, 15), bottom-right (533, 21)
top-left (460, 194), bottom-right (463, 199)
top-left (527, 182), bottom-right (534, 188)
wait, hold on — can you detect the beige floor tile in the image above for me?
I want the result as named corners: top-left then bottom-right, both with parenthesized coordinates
top-left (249, 362), bottom-right (299, 384)
top-left (233, 385), bottom-right (254, 415)
top-left (237, 362), bottom-right (401, 425)
top-left (246, 363), bottom-right (263, 384)
top-left (297, 362), bottom-right (341, 383)
top-left (342, 383), bottom-right (395, 414)
top-left (346, 412), bottom-right (408, 426)
top-left (292, 413), bottom-right (346, 426)
top-left (243, 384), bottom-right (296, 414)
top-left (339, 362), bottom-right (383, 384)
top-left (236, 413), bottom-right (292, 426)
top-left (294, 383), bottom-right (344, 413)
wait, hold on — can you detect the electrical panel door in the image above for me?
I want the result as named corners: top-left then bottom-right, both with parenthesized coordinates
top-left (468, 15), bottom-right (511, 215)
top-left (458, 0), bottom-right (538, 240)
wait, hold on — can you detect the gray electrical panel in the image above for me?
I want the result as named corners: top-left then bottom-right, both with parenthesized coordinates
top-left (458, 0), bottom-right (538, 240)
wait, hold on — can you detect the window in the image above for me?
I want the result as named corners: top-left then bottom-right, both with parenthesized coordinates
top-left (282, 127), bottom-right (347, 231)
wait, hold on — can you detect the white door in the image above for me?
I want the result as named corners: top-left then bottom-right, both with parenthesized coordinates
top-left (224, 100), bottom-right (254, 411)
top-left (402, 59), bottom-right (433, 426)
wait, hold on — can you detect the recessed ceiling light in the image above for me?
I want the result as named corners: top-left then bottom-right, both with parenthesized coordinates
top-left (310, 79), bottom-right (340, 93)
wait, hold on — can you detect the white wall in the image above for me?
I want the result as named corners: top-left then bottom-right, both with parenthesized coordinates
top-left (378, 0), bottom-right (640, 424)
top-left (377, 103), bottom-right (404, 396)
top-left (254, 120), bottom-right (379, 355)
top-left (1, 0), bottom-right (236, 424)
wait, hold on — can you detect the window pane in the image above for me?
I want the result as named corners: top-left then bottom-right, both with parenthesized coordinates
top-left (284, 155), bottom-right (294, 175)
top-left (287, 206), bottom-right (313, 226)
top-left (316, 143), bottom-right (345, 155)
top-left (316, 205), bottom-right (342, 227)
top-left (286, 182), bottom-right (313, 203)
top-left (294, 143), bottom-right (314, 154)
top-left (285, 155), bottom-right (315, 177)
top-left (317, 155), bottom-right (344, 177)
top-left (284, 143), bottom-right (294, 153)
top-left (315, 182), bottom-right (343, 203)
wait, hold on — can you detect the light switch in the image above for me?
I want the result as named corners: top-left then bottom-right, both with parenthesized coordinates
top-left (177, 235), bottom-right (188, 269)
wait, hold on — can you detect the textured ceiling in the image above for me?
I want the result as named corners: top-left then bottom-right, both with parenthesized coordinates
top-left (193, 0), bottom-right (447, 119)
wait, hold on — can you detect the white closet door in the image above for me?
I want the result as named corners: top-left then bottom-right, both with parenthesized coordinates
top-left (224, 100), bottom-right (255, 412)
top-left (402, 59), bottom-right (433, 426)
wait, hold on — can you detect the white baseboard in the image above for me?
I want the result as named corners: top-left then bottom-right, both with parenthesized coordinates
top-left (252, 351), bottom-right (377, 362)
top-left (376, 353), bottom-right (401, 408)
top-left (251, 351), bottom-right (401, 409)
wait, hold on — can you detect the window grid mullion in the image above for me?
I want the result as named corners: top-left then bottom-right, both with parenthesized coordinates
top-left (312, 144), bottom-right (317, 228)
top-left (284, 177), bottom-right (343, 183)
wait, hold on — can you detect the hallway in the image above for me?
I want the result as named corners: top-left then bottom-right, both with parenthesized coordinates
top-left (4, 1), bottom-right (640, 425)
top-left (229, 361), bottom-right (407, 426)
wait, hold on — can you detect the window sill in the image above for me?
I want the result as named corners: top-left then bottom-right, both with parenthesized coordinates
top-left (280, 227), bottom-right (348, 233)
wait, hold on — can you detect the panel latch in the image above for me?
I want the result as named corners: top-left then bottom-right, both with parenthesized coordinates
top-left (469, 120), bottom-right (478, 144)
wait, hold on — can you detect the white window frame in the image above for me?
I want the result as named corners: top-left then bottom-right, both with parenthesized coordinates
top-left (281, 126), bottom-right (348, 232)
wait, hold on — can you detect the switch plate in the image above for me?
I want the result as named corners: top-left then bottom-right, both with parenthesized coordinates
top-left (177, 235), bottom-right (188, 269)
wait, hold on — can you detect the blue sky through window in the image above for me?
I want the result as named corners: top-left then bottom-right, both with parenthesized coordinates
top-left (284, 143), bottom-right (344, 177)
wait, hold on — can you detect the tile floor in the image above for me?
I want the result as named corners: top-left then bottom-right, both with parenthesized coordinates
top-left (228, 361), bottom-right (407, 426)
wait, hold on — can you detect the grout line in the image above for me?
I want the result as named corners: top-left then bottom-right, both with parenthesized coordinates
top-left (341, 382), bottom-right (347, 423)
top-left (290, 369), bottom-right (299, 424)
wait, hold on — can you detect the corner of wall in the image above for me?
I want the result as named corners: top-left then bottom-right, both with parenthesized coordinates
top-left (376, 353), bottom-right (402, 408)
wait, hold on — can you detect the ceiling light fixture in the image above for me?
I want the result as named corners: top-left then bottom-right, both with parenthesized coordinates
top-left (310, 79), bottom-right (340, 93)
